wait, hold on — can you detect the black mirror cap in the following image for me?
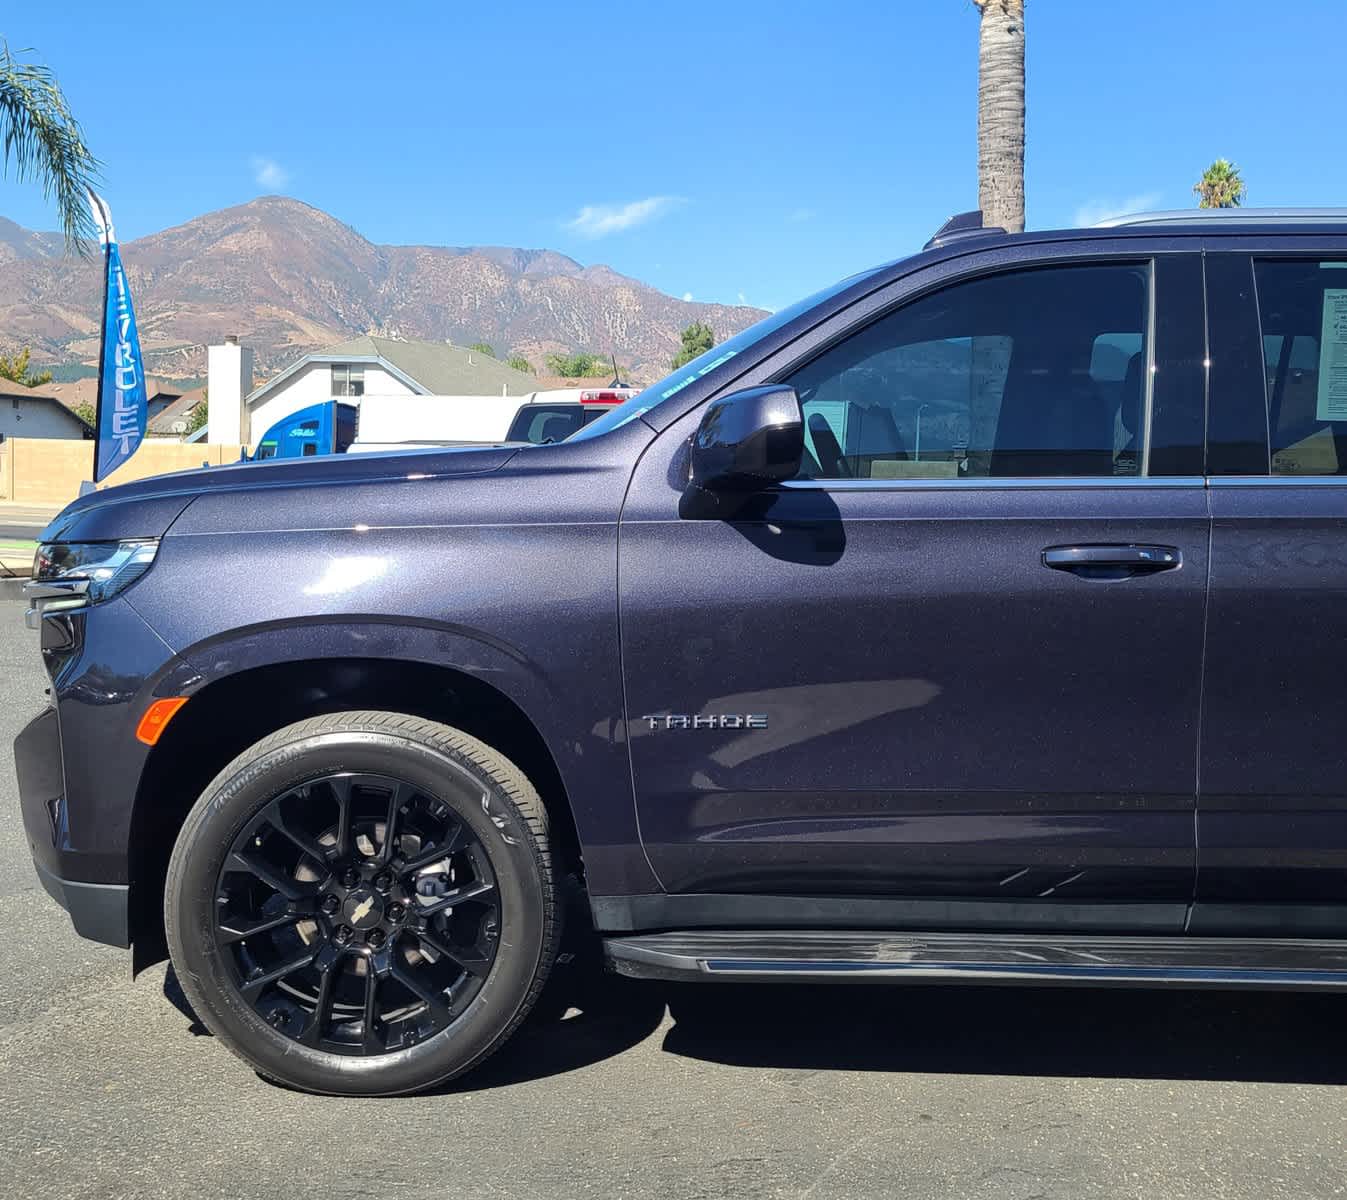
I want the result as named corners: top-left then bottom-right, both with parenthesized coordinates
top-left (687, 385), bottom-right (804, 495)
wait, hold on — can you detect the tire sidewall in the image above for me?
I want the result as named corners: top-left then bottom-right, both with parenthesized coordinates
top-left (167, 727), bottom-right (548, 1096)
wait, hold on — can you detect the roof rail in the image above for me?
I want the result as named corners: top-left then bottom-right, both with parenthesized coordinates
top-left (1095, 207), bottom-right (1347, 229)
top-left (925, 210), bottom-right (1006, 250)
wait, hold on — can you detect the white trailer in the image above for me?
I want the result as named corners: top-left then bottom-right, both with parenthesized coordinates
top-left (346, 388), bottom-right (637, 453)
top-left (348, 394), bottom-right (524, 453)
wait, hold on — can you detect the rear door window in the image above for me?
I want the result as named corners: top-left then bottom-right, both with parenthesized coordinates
top-left (1253, 260), bottom-right (1347, 475)
top-left (786, 263), bottom-right (1152, 480)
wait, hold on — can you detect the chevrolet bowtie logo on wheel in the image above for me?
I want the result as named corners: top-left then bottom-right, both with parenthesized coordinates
top-left (640, 714), bottom-right (768, 731)
top-left (348, 895), bottom-right (375, 925)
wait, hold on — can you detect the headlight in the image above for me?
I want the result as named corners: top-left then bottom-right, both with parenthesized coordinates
top-left (31, 539), bottom-right (159, 603)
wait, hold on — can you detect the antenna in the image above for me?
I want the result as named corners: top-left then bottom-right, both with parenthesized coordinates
top-left (924, 210), bottom-right (1006, 250)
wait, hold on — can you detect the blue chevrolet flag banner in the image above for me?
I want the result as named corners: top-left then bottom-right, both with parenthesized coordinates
top-left (88, 190), bottom-right (147, 483)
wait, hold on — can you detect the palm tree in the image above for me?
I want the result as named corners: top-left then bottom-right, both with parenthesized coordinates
top-left (974, 0), bottom-right (1025, 233)
top-left (1194, 159), bottom-right (1247, 209)
top-left (0, 42), bottom-right (98, 249)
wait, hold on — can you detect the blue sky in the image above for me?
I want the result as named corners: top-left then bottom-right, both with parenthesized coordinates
top-left (0, 0), bottom-right (1340, 311)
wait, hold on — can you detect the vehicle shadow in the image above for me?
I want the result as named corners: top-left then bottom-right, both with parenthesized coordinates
top-left (162, 961), bottom-right (671, 1094)
top-left (657, 981), bottom-right (1347, 1085)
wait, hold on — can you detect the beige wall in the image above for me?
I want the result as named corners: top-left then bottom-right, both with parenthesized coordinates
top-left (0, 438), bottom-right (245, 507)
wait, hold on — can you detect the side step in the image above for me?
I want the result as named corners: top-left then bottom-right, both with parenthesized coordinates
top-left (603, 930), bottom-right (1347, 990)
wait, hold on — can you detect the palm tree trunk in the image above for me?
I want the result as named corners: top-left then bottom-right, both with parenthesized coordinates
top-left (976, 0), bottom-right (1026, 233)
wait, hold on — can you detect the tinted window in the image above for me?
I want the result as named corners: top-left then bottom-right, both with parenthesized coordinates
top-left (507, 405), bottom-right (584, 444)
top-left (787, 264), bottom-right (1151, 480)
top-left (1254, 260), bottom-right (1347, 475)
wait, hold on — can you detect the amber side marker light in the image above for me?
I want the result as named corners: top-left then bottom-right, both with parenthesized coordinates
top-left (136, 697), bottom-right (189, 746)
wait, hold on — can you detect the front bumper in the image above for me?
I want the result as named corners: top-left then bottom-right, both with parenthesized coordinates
top-left (15, 706), bottom-right (130, 947)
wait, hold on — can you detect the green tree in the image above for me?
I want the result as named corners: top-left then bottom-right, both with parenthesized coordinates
top-left (671, 321), bottom-right (715, 369)
top-left (506, 354), bottom-right (535, 375)
top-left (72, 400), bottom-right (95, 427)
top-left (973, 0), bottom-right (1026, 234)
top-left (0, 346), bottom-right (52, 387)
top-left (545, 351), bottom-right (605, 377)
top-left (0, 42), bottom-right (99, 249)
top-left (185, 396), bottom-right (208, 435)
top-left (468, 341), bottom-right (496, 358)
top-left (1194, 159), bottom-right (1247, 209)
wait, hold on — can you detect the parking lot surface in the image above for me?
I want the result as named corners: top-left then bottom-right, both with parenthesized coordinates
top-left (1, 590), bottom-right (1345, 1199)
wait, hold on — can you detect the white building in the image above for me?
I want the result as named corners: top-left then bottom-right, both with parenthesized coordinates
top-left (0, 386), bottom-right (94, 442)
top-left (204, 335), bottom-right (539, 446)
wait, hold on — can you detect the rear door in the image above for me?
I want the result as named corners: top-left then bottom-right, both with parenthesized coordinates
top-left (619, 248), bottom-right (1210, 932)
top-left (1197, 243), bottom-right (1347, 935)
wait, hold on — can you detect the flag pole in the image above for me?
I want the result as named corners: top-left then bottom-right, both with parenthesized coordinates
top-left (87, 189), bottom-right (113, 487)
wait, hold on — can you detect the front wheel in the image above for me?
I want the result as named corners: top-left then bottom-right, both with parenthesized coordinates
top-left (165, 711), bottom-right (559, 1096)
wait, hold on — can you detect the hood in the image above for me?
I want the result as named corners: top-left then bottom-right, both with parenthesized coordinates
top-left (39, 444), bottom-right (521, 543)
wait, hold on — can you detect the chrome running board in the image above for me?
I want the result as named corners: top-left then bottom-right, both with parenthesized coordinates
top-left (604, 930), bottom-right (1347, 990)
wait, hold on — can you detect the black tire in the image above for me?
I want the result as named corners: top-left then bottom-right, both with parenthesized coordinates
top-left (164, 710), bottom-right (560, 1096)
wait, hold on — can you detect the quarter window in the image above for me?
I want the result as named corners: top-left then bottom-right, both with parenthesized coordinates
top-left (331, 363), bottom-right (365, 398)
top-left (1254, 260), bottom-right (1347, 475)
top-left (787, 264), bottom-right (1151, 480)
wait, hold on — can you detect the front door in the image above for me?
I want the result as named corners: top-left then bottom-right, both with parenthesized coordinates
top-left (619, 254), bottom-right (1209, 931)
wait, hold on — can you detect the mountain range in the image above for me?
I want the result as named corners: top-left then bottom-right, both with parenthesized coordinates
top-left (0, 197), bottom-right (769, 385)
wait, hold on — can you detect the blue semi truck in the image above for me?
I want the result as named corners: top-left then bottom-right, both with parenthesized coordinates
top-left (248, 401), bottom-right (358, 460)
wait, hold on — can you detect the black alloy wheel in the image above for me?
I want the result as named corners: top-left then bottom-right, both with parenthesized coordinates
top-left (216, 772), bottom-right (500, 1055)
top-left (166, 712), bottom-right (559, 1096)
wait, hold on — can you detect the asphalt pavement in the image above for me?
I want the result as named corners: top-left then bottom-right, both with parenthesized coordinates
top-left (1, 593), bottom-right (1346, 1198)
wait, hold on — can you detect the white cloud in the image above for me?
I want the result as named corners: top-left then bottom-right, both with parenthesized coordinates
top-left (565, 195), bottom-right (683, 238)
top-left (737, 291), bottom-right (748, 305)
top-left (682, 291), bottom-right (693, 302)
top-left (1073, 192), bottom-right (1162, 228)
top-left (251, 156), bottom-right (290, 190)
top-left (786, 207), bottom-right (815, 223)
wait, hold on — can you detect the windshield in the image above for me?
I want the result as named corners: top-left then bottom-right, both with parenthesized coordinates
top-left (569, 267), bottom-right (884, 441)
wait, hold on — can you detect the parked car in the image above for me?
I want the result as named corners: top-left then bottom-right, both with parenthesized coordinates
top-left (504, 389), bottom-right (633, 444)
top-left (19, 208), bottom-right (1347, 1097)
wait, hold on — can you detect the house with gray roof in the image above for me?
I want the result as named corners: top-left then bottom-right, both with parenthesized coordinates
top-left (0, 386), bottom-right (94, 442)
top-left (199, 335), bottom-right (539, 445)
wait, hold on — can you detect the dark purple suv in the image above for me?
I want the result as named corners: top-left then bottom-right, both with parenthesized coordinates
top-left (17, 209), bottom-right (1347, 1095)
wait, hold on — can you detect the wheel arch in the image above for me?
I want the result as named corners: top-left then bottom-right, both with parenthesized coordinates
top-left (129, 653), bottom-right (582, 972)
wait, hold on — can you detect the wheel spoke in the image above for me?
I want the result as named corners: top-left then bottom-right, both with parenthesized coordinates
top-left (330, 776), bottom-right (354, 859)
top-left (416, 878), bottom-right (496, 917)
top-left (240, 946), bottom-right (320, 996)
top-left (360, 960), bottom-right (381, 1052)
top-left (228, 851), bottom-right (308, 902)
top-left (417, 923), bottom-right (493, 977)
top-left (266, 799), bottom-right (329, 868)
top-left (378, 783), bottom-right (411, 864)
top-left (389, 957), bottom-right (452, 1016)
top-left (217, 910), bottom-right (300, 945)
top-left (299, 952), bottom-right (342, 1046)
top-left (400, 822), bottom-right (469, 872)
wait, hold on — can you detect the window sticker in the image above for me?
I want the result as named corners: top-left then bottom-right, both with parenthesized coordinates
top-left (1317, 290), bottom-right (1347, 421)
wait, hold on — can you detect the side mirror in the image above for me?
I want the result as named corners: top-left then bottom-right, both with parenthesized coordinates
top-left (685, 386), bottom-right (803, 504)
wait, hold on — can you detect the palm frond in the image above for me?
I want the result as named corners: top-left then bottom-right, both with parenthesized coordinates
top-left (0, 42), bottom-right (101, 254)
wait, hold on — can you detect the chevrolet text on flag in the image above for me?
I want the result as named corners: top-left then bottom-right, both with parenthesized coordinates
top-left (87, 190), bottom-right (147, 483)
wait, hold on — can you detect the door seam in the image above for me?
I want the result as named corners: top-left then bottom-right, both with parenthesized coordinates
top-left (1187, 480), bottom-right (1214, 933)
